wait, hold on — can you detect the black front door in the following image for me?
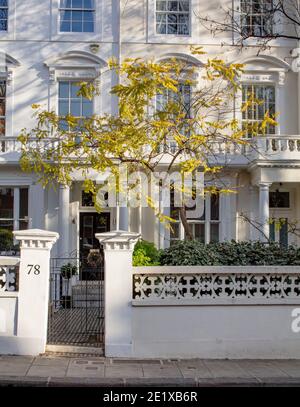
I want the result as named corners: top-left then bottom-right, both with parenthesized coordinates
top-left (79, 212), bottom-right (110, 280)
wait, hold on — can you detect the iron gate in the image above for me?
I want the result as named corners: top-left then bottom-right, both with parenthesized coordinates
top-left (47, 256), bottom-right (104, 347)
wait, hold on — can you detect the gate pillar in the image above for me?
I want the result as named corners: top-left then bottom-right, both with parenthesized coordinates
top-left (96, 230), bottom-right (140, 357)
top-left (13, 229), bottom-right (59, 355)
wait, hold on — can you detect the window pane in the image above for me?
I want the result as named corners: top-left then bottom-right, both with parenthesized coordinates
top-left (70, 83), bottom-right (81, 98)
top-left (83, 21), bottom-right (94, 32)
top-left (72, 21), bottom-right (82, 32)
top-left (59, 82), bottom-right (69, 98)
top-left (211, 194), bottom-right (219, 220)
top-left (0, 219), bottom-right (13, 231)
top-left (269, 192), bottom-right (290, 208)
top-left (71, 100), bottom-right (81, 116)
top-left (72, 0), bottom-right (83, 8)
top-left (60, 21), bottom-right (71, 32)
top-left (19, 188), bottom-right (28, 219)
top-left (194, 223), bottom-right (205, 243)
top-left (210, 223), bottom-right (219, 243)
top-left (279, 219), bottom-right (288, 248)
top-left (82, 100), bottom-right (93, 116)
top-left (170, 222), bottom-right (180, 239)
top-left (59, 101), bottom-right (69, 116)
top-left (0, 188), bottom-right (13, 218)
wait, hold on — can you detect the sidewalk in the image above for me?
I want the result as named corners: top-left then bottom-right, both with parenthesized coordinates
top-left (1, 355), bottom-right (300, 387)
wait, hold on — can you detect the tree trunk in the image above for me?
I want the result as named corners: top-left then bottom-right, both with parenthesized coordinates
top-left (179, 206), bottom-right (193, 240)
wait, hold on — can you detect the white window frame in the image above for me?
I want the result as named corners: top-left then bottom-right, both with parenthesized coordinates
top-left (0, 186), bottom-right (30, 232)
top-left (238, 69), bottom-right (287, 136)
top-left (148, 0), bottom-right (199, 44)
top-left (169, 193), bottom-right (221, 245)
top-left (240, 0), bottom-right (274, 38)
top-left (155, 0), bottom-right (190, 36)
top-left (0, 0), bottom-right (9, 32)
top-left (59, 0), bottom-right (95, 34)
top-left (233, 0), bottom-right (289, 46)
top-left (51, 0), bottom-right (102, 41)
top-left (242, 83), bottom-right (276, 136)
top-left (0, 0), bottom-right (16, 40)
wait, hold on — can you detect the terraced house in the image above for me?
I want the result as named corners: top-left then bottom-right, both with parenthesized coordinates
top-left (1, 0), bottom-right (300, 258)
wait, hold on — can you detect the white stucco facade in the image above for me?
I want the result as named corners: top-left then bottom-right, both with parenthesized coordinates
top-left (1, 0), bottom-right (300, 256)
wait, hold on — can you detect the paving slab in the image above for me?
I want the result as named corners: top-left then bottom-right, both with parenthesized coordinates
top-left (67, 360), bottom-right (105, 378)
top-left (32, 357), bottom-right (70, 368)
top-left (270, 360), bottom-right (300, 378)
top-left (27, 365), bottom-right (67, 378)
top-left (236, 360), bottom-right (290, 379)
top-left (142, 364), bottom-right (183, 379)
top-left (105, 364), bottom-right (144, 378)
top-left (178, 360), bottom-right (213, 379)
top-left (0, 362), bottom-right (31, 376)
top-left (203, 360), bottom-right (253, 379)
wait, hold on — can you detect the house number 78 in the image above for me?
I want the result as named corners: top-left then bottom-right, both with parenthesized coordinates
top-left (27, 265), bottom-right (41, 275)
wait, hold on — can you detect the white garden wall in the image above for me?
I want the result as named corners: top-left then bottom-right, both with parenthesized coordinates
top-left (131, 266), bottom-right (300, 359)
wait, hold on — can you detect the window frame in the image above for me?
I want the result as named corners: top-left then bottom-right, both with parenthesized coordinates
top-left (241, 83), bottom-right (276, 137)
top-left (155, 0), bottom-right (191, 37)
top-left (240, 0), bottom-right (274, 38)
top-left (0, 186), bottom-right (29, 233)
top-left (0, 0), bottom-right (9, 32)
top-left (148, 0), bottom-right (198, 44)
top-left (169, 192), bottom-right (220, 245)
top-left (59, 0), bottom-right (96, 34)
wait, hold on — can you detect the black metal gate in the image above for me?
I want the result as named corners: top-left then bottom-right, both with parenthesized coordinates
top-left (47, 256), bottom-right (104, 347)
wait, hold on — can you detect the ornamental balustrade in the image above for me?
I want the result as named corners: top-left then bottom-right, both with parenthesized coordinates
top-left (0, 258), bottom-right (20, 293)
top-left (133, 266), bottom-right (300, 305)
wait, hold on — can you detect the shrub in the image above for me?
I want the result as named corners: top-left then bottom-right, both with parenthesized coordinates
top-left (0, 229), bottom-right (14, 252)
top-left (159, 240), bottom-right (300, 266)
top-left (133, 240), bottom-right (161, 266)
top-left (60, 263), bottom-right (78, 279)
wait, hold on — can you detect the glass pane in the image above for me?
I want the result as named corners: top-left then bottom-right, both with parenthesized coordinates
top-left (72, 21), bottom-right (82, 32)
top-left (71, 100), bottom-right (81, 116)
top-left (0, 81), bottom-right (6, 97)
top-left (83, 21), bottom-right (94, 32)
top-left (82, 100), bottom-right (93, 116)
top-left (211, 194), bottom-right (219, 220)
top-left (279, 219), bottom-right (288, 248)
top-left (210, 223), bottom-right (219, 243)
top-left (59, 82), bottom-right (69, 98)
top-left (170, 222), bottom-right (180, 239)
top-left (0, 219), bottom-right (13, 231)
top-left (19, 220), bottom-right (29, 231)
top-left (0, 0), bottom-right (8, 7)
top-left (157, 1), bottom-right (166, 11)
top-left (269, 220), bottom-right (275, 242)
top-left (0, 100), bottom-right (5, 116)
top-left (72, 0), bottom-right (83, 8)
top-left (19, 188), bottom-right (28, 219)
top-left (194, 223), bottom-right (205, 243)
top-left (269, 192), bottom-right (290, 208)
top-left (83, 11), bottom-right (94, 21)
top-left (59, 101), bottom-right (69, 116)
top-left (60, 10), bottom-right (71, 21)
top-left (83, 0), bottom-right (94, 8)
top-left (60, 21), bottom-right (71, 32)
top-left (82, 191), bottom-right (94, 207)
top-left (0, 187), bottom-right (13, 218)
top-left (71, 83), bottom-right (81, 98)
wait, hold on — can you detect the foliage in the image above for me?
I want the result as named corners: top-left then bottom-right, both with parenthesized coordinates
top-left (0, 229), bottom-right (14, 252)
top-left (18, 47), bottom-right (276, 238)
top-left (60, 262), bottom-right (78, 279)
top-left (133, 240), bottom-right (161, 266)
top-left (159, 240), bottom-right (300, 266)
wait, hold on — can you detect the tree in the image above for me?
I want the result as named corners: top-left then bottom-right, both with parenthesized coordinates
top-left (199, 0), bottom-right (300, 49)
top-left (18, 47), bottom-right (275, 240)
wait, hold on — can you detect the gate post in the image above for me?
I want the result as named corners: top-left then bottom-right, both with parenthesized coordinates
top-left (96, 230), bottom-right (140, 357)
top-left (13, 229), bottom-right (59, 355)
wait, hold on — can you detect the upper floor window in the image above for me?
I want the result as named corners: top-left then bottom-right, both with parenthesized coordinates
top-left (0, 81), bottom-right (6, 137)
top-left (242, 84), bottom-right (276, 136)
top-left (240, 0), bottom-right (273, 37)
top-left (0, 0), bottom-right (8, 31)
top-left (59, 0), bottom-right (95, 33)
top-left (0, 187), bottom-right (29, 233)
top-left (58, 81), bottom-right (93, 130)
top-left (156, 1), bottom-right (190, 36)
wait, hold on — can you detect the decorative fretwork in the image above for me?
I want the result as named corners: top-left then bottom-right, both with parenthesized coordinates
top-left (0, 265), bottom-right (19, 292)
top-left (133, 272), bottom-right (300, 305)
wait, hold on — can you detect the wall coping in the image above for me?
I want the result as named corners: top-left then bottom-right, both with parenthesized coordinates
top-left (133, 266), bottom-right (300, 275)
top-left (96, 230), bottom-right (141, 251)
top-left (0, 257), bottom-right (20, 266)
top-left (13, 229), bottom-right (59, 250)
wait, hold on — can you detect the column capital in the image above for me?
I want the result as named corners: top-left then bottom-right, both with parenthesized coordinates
top-left (13, 229), bottom-right (59, 250)
top-left (96, 230), bottom-right (140, 251)
top-left (257, 182), bottom-right (272, 190)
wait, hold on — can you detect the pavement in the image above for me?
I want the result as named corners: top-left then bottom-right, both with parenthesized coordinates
top-left (1, 355), bottom-right (300, 386)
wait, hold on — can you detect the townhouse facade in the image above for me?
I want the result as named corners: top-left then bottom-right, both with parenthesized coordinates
top-left (0, 0), bottom-right (300, 259)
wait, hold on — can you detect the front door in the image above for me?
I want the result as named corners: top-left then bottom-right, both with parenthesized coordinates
top-left (79, 212), bottom-right (110, 280)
